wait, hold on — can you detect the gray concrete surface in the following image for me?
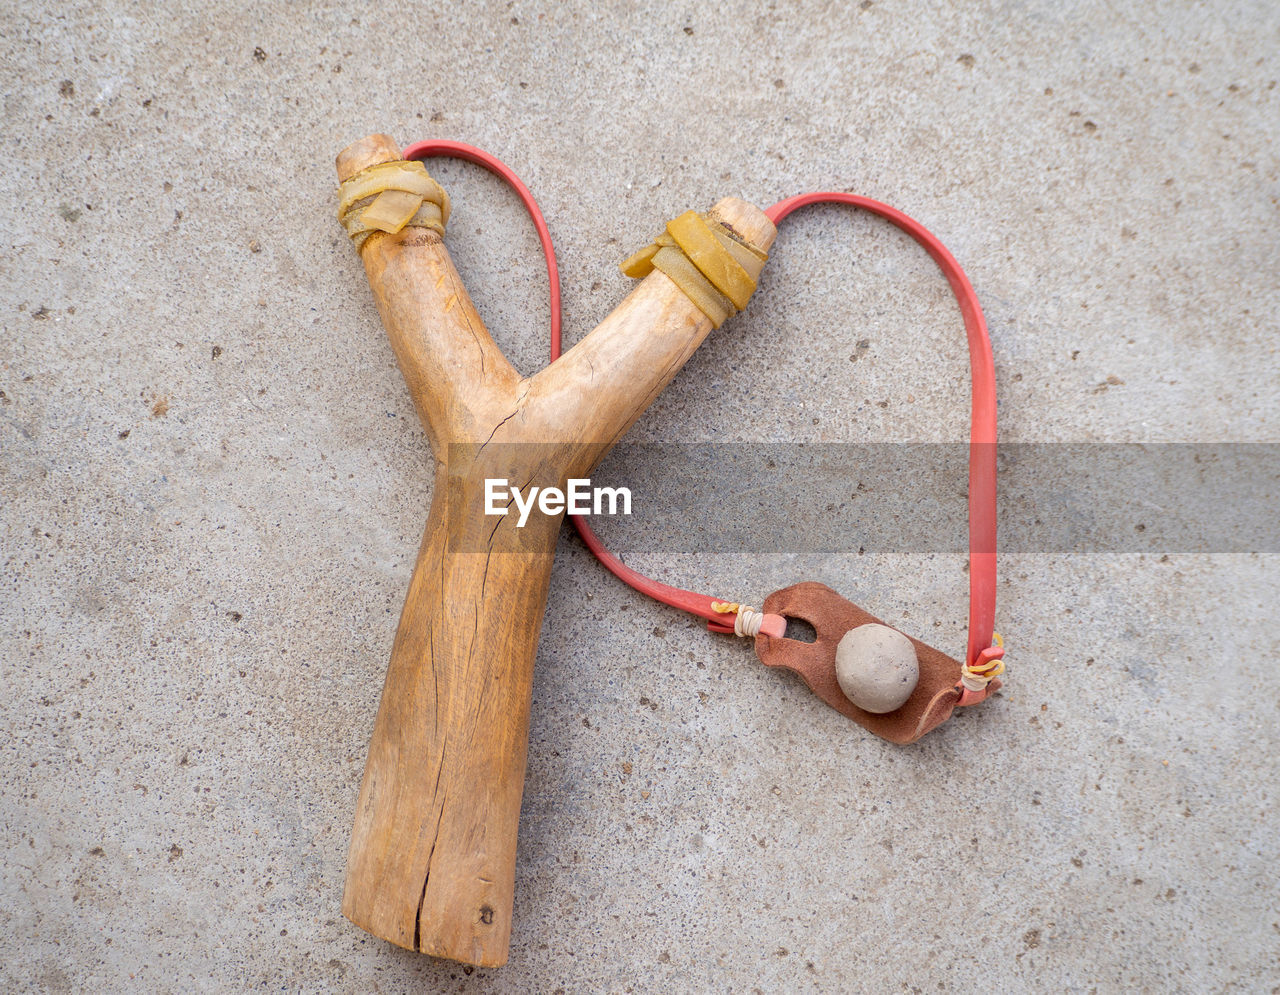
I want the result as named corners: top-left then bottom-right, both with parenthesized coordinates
top-left (2, 1), bottom-right (1277, 991)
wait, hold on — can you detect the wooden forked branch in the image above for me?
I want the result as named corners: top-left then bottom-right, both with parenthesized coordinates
top-left (335, 134), bottom-right (776, 967)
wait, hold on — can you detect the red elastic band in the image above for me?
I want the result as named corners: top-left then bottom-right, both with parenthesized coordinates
top-left (401, 143), bottom-right (997, 667)
top-left (765, 194), bottom-right (998, 667)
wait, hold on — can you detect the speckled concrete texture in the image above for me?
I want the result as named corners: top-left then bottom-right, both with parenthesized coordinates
top-left (2, 2), bottom-right (1278, 991)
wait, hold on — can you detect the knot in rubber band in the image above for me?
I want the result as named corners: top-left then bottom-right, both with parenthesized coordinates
top-left (711, 601), bottom-right (765, 638)
top-left (620, 210), bottom-right (768, 328)
top-left (337, 160), bottom-right (452, 250)
top-left (960, 633), bottom-right (1006, 693)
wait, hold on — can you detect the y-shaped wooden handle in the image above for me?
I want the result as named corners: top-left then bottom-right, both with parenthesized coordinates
top-left (336, 134), bottom-right (776, 966)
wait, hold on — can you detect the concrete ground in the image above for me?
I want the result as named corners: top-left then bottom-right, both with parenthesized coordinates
top-left (2, 1), bottom-right (1277, 991)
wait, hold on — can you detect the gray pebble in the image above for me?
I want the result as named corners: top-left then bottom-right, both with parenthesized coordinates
top-left (835, 623), bottom-right (920, 713)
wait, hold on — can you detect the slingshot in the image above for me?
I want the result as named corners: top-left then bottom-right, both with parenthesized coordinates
top-left (333, 134), bottom-right (1004, 967)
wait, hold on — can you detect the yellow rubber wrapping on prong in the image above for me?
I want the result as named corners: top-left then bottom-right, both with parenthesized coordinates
top-left (337, 161), bottom-right (449, 217)
top-left (665, 210), bottom-right (756, 309)
top-left (710, 227), bottom-right (766, 282)
top-left (619, 242), bottom-right (660, 278)
top-left (336, 160), bottom-right (452, 250)
top-left (361, 189), bottom-right (427, 233)
top-left (620, 210), bottom-right (768, 325)
top-left (651, 246), bottom-right (733, 328)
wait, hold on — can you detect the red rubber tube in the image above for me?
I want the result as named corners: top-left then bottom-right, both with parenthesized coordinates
top-left (766, 194), bottom-right (997, 666)
top-left (400, 143), bottom-right (997, 665)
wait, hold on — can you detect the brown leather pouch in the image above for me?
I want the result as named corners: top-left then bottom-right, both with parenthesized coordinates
top-left (755, 581), bottom-right (1001, 744)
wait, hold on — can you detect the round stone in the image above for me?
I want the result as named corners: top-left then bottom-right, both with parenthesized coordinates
top-left (834, 623), bottom-right (920, 714)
